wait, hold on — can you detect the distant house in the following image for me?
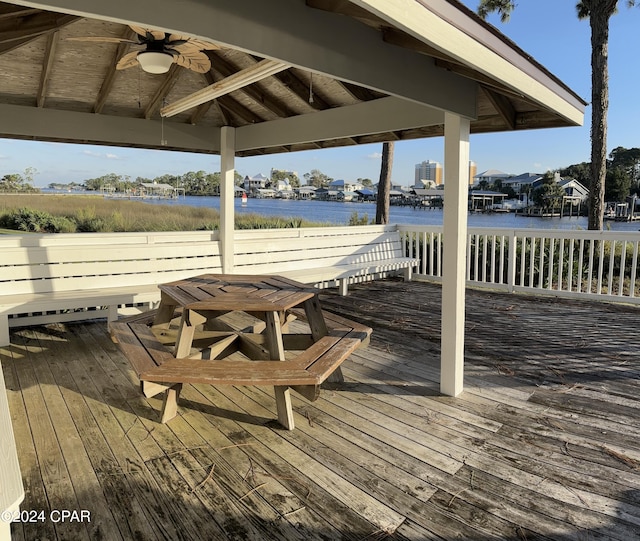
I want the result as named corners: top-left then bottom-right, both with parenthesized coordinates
top-left (244, 173), bottom-right (268, 193)
top-left (139, 182), bottom-right (182, 198)
top-left (296, 186), bottom-right (316, 199)
top-left (558, 178), bottom-right (589, 202)
top-left (315, 188), bottom-right (339, 201)
top-left (473, 169), bottom-right (511, 187)
top-left (502, 172), bottom-right (544, 192)
top-left (355, 188), bottom-right (376, 202)
top-left (329, 179), bottom-right (363, 192)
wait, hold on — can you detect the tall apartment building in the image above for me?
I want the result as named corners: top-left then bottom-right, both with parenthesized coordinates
top-left (468, 160), bottom-right (477, 186)
top-left (415, 160), bottom-right (476, 186)
top-left (415, 160), bottom-right (442, 186)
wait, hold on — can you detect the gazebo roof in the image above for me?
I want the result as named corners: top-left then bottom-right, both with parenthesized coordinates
top-left (0, 0), bottom-right (585, 157)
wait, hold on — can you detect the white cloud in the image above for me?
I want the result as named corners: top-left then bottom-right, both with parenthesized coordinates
top-left (367, 152), bottom-right (382, 160)
top-left (82, 150), bottom-right (120, 160)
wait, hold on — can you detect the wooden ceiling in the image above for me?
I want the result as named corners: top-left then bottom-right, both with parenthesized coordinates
top-left (0, 0), bottom-right (586, 157)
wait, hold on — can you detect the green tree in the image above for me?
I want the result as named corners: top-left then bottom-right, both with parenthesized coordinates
top-left (532, 172), bottom-right (565, 211)
top-left (303, 169), bottom-right (332, 188)
top-left (0, 168), bottom-right (39, 192)
top-left (271, 169), bottom-right (301, 188)
top-left (477, 0), bottom-right (638, 230)
top-left (609, 146), bottom-right (640, 191)
top-left (375, 141), bottom-right (394, 224)
top-left (358, 178), bottom-right (374, 187)
top-left (558, 162), bottom-right (591, 187)
top-left (605, 166), bottom-right (631, 202)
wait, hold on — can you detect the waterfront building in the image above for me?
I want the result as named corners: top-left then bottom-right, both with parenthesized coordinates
top-left (329, 179), bottom-right (363, 192)
top-left (243, 173), bottom-right (269, 193)
top-left (415, 160), bottom-right (442, 186)
top-left (473, 169), bottom-right (512, 188)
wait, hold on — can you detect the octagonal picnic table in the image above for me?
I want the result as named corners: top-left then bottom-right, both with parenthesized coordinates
top-left (110, 274), bottom-right (371, 429)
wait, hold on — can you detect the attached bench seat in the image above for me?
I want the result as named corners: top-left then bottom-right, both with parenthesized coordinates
top-left (110, 309), bottom-right (371, 429)
top-left (0, 285), bottom-right (161, 346)
top-left (280, 257), bottom-right (418, 296)
top-left (0, 231), bottom-right (222, 346)
top-left (234, 226), bottom-right (419, 295)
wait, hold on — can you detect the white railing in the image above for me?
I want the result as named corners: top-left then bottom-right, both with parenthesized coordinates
top-left (398, 224), bottom-right (640, 304)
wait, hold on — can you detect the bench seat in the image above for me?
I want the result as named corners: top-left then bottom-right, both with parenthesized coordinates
top-left (0, 285), bottom-right (162, 346)
top-left (280, 257), bottom-right (418, 295)
top-left (110, 309), bottom-right (371, 429)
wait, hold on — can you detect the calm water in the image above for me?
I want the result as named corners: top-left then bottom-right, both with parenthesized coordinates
top-left (139, 195), bottom-right (640, 232)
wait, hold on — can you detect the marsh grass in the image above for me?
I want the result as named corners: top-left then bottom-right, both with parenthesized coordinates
top-left (0, 194), bottom-right (329, 232)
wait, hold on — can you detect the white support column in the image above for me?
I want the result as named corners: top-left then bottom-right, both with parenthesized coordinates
top-left (441, 112), bottom-right (470, 397)
top-left (220, 126), bottom-right (235, 274)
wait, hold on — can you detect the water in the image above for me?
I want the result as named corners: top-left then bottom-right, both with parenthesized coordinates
top-left (138, 195), bottom-right (640, 232)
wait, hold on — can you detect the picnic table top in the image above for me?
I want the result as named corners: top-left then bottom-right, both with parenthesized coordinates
top-left (158, 274), bottom-right (319, 313)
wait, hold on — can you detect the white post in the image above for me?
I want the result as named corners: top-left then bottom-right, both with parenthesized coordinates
top-left (441, 112), bottom-right (470, 396)
top-left (220, 126), bottom-right (235, 274)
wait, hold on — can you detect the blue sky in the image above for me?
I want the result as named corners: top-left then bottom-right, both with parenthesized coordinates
top-left (1, 0), bottom-right (638, 187)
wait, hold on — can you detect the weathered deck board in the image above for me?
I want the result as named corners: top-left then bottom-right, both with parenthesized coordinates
top-left (2, 278), bottom-right (640, 540)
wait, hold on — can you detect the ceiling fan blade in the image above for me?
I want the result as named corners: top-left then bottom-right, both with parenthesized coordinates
top-left (129, 25), bottom-right (165, 41)
top-left (173, 51), bottom-right (211, 73)
top-left (66, 36), bottom-right (138, 44)
top-left (116, 50), bottom-right (141, 70)
top-left (168, 35), bottom-right (222, 50)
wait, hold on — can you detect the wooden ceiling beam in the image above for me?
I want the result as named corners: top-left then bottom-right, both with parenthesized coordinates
top-left (144, 64), bottom-right (181, 119)
top-left (93, 28), bottom-right (137, 114)
top-left (339, 81), bottom-right (380, 102)
top-left (160, 58), bottom-right (288, 117)
top-left (273, 69), bottom-right (330, 111)
top-left (210, 53), bottom-right (296, 118)
top-left (0, 11), bottom-right (77, 43)
top-left (0, 12), bottom-right (77, 55)
top-left (481, 86), bottom-right (516, 131)
top-left (216, 95), bottom-right (265, 124)
top-left (190, 71), bottom-right (230, 126)
top-left (36, 30), bottom-right (59, 107)
top-left (0, 6), bottom-right (38, 20)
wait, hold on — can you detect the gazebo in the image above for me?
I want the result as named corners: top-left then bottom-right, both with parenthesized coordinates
top-left (0, 0), bottom-right (585, 398)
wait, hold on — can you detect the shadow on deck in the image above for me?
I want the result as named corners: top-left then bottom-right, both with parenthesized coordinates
top-left (2, 278), bottom-right (639, 540)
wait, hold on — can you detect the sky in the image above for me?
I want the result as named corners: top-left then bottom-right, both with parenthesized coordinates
top-left (0, 0), bottom-right (638, 188)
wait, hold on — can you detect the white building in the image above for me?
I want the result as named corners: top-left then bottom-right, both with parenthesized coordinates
top-left (415, 160), bottom-right (442, 186)
top-left (473, 169), bottom-right (511, 187)
top-left (243, 173), bottom-right (268, 193)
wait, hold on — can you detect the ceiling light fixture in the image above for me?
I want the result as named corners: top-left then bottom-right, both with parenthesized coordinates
top-left (137, 51), bottom-right (174, 74)
top-left (160, 58), bottom-right (289, 117)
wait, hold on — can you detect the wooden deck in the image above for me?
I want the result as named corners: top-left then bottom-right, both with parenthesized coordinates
top-left (2, 278), bottom-right (640, 540)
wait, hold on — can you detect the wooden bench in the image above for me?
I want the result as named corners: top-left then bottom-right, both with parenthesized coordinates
top-left (0, 231), bottom-right (222, 346)
top-left (0, 362), bottom-right (24, 541)
top-left (110, 308), bottom-right (371, 430)
top-left (0, 225), bottom-right (412, 346)
top-left (234, 225), bottom-right (419, 295)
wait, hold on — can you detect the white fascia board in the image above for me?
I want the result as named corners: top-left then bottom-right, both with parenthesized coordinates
top-left (0, 104), bottom-right (221, 152)
top-left (13, 0), bottom-right (477, 119)
top-left (351, 0), bottom-right (584, 126)
top-left (236, 97), bottom-right (444, 152)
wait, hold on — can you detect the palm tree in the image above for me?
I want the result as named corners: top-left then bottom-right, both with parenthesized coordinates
top-left (375, 141), bottom-right (394, 224)
top-left (477, 0), bottom-right (637, 230)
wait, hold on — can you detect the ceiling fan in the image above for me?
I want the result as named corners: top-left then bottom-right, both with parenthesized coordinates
top-left (68, 25), bottom-right (221, 74)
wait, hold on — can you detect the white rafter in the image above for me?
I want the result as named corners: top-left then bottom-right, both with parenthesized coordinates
top-left (160, 58), bottom-right (289, 118)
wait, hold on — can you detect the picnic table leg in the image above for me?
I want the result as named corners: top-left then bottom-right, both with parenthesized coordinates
top-left (153, 294), bottom-right (179, 329)
top-left (265, 311), bottom-right (295, 429)
top-left (174, 309), bottom-right (207, 358)
top-left (160, 383), bottom-right (182, 423)
top-left (303, 296), bottom-right (344, 383)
